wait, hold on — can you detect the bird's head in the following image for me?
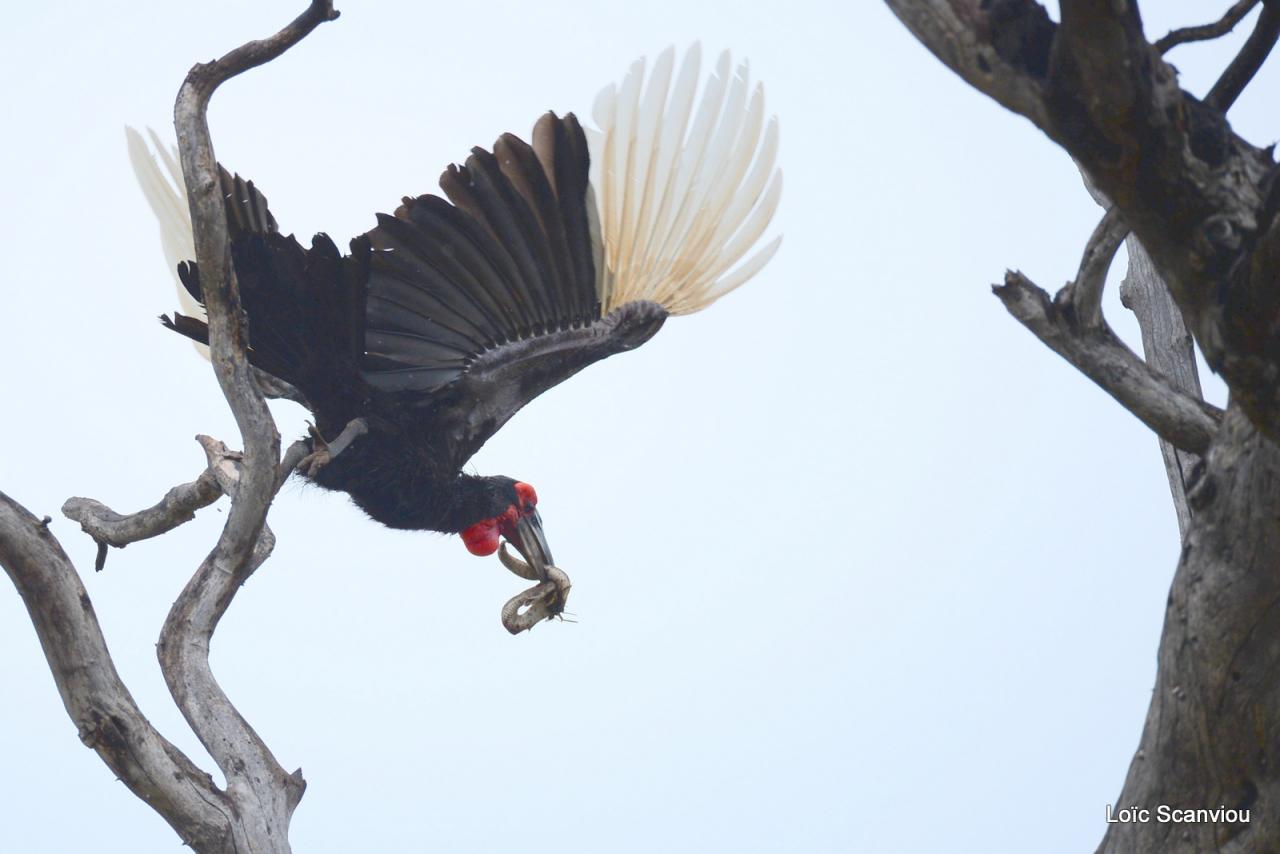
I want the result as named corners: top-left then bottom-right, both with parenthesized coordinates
top-left (458, 477), bottom-right (553, 578)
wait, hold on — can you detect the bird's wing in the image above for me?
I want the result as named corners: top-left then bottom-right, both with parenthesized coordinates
top-left (360, 112), bottom-right (608, 397)
top-left (127, 46), bottom-right (781, 468)
top-left (358, 112), bottom-right (673, 468)
top-left (589, 43), bottom-right (782, 315)
top-left (362, 45), bottom-right (781, 468)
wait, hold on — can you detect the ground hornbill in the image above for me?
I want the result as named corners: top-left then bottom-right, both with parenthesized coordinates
top-left (128, 44), bottom-right (781, 631)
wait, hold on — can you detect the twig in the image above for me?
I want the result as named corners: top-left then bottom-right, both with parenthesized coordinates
top-left (1155, 0), bottom-right (1260, 53)
top-left (1206, 2), bottom-right (1280, 110)
top-left (994, 271), bottom-right (1221, 455)
top-left (59, 417), bottom-right (368, 570)
top-left (62, 469), bottom-right (222, 557)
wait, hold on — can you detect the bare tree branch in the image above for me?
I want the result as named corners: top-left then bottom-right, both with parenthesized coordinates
top-left (884, 0), bottom-right (1280, 440)
top-left (156, 438), bottom-right (301, 853)
top-left (994, 271), bottom-right (1220, 454)
top-left (63, 470), bottom-right (221, 555)
top-left (1060, 205), bottom-right (1126, 329)
top-left (1076, 170), bottom-right (1206, 536)
top-left (879, 0), bottom-right (1052, 130)
top-left (1154, 0), bottom-right (1260, 53)
top-left (0, 4), bottom-right (353, 851)
top-left (173, 0), bottom-right (339, 589)
top-left (1206, 1), bottom-right (1280, 110)
top-left (1120, 239), bottom-right (1206, 539)
top-left (887, 2), bottom-right (1280, 849)
top-left (3, 5), bottom-right (340, 847)
top-left (0, 492), bottom-right (235, 850)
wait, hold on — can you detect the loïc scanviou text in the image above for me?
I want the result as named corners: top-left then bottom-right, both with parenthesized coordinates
top-left (1106, 804), bottom-right (1251, 824)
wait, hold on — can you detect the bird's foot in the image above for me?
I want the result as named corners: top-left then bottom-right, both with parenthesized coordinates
top-left (295, 418), bottom-right (368, 478)
top-left (297, 423), bottom-right (332, 477)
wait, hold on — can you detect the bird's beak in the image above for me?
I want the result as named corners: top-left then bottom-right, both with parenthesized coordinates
top-left (509, 509), bottom-right (554, 581)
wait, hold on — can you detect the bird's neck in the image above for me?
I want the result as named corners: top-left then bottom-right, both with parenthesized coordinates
top-left (434, 474), bottom-right (506, 534)
top-left (307, 430), bottom-right (502, 533)
top-left (352, 471), bottom-right (499, 534)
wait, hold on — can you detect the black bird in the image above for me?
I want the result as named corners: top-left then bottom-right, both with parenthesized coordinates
top-left (129, 45), bottom-right (781, 628)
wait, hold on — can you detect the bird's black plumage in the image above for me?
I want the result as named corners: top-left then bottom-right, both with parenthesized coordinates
top-left (163, 113), bottom-right (666, 534)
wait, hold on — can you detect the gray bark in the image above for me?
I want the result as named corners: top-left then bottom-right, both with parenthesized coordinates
top-left (1120, 238), bottom-right (1206, 539)
top-left (1102, 406), bottom-right (1280, 853)
top-left (0, 3), bottom-right (339, 852)
top-left (0, 493), bottom-right (235, 851)
top-left (884, 1), bottom-right (1280, 850)
top-left (993, 269), bottom-right (1220, 455)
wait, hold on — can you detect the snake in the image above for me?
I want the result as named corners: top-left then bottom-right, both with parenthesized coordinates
top-left (497, 543), bottom-right (572, 634)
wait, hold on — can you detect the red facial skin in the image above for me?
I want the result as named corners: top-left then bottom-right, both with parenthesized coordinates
top-left (460, 482), bottom-right (538, 556)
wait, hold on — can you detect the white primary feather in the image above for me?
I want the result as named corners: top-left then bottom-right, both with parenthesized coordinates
top-left (588, 44), bottom-right (782, 315)
top-left (125, 126), bottom-right (209, 360)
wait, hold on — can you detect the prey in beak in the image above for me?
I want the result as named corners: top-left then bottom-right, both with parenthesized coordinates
top-left (497, 512), bottom-right (571, 634)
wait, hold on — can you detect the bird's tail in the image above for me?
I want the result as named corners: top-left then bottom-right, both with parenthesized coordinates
top-left (587, 43), bottom-right (782, 316)
top-left (125, 127), bottom-right (210, 359)
top-left (127, 127), bottom-right (366, 410)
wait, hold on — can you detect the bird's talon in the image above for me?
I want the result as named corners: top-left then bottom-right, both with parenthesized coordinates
top-left (298, 423), bottom-right (333, 476)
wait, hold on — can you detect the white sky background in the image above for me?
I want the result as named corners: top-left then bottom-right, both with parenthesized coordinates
top-left (0, 1), bottom-right (1275, 851)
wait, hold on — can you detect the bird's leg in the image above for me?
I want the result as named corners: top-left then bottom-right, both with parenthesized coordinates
top-left (296, 418), bottom-right (368, 477)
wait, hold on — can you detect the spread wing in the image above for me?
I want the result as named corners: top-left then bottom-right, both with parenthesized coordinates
top-left (129, 44), bottom-right (782, 471)
top-left (361, 112), bottom-right (608, 396)
top-left (355, 45), bottom-right (783, 467)
top-left (588, 44), bottom-right (782, 315)
top-left (357, 112), bottom-right (669, 468)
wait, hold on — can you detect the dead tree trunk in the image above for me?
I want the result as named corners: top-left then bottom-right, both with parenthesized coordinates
top-left (0, 3), bottom-right (340, 851)
top-left (886, 1), bottom-right (1280, 851)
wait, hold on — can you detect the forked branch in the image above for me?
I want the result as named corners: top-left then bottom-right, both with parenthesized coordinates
top-left (0, 493), bottom-right (234, 850)
top-left (994, 271), bottom-right (1221, 454)
top-left (997, 200), bottom-right (1220, 455)
top-left (0, 3), bottom-right (340, 853)
top-left (884, 0), bottom-right (1279, 440)
top-left (886, 3), bottom-right (1280, 850)
top-left (1154, 0), bottom-right (1260, 53)
top-left (162, 2), bottom-right (339, 849)
top-left (1206, 1), bottom-right (1280, 110)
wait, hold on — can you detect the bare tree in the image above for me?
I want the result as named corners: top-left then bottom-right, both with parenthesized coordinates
top-left (1, 2), bottom-right (617, 847)
top-left (886, 1), bottom-right (1280, 851)
top-left (0, 3), bottom-right (341, 851)
top-left (6, 3), bottom-right (1277, 851)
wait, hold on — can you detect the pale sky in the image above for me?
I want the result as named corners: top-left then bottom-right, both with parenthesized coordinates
top-left (1, 2), bottom-right (1275, 852)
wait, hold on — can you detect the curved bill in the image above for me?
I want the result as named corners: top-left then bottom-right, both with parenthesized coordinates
top-left (510, 509), bottom-right (554, 580)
